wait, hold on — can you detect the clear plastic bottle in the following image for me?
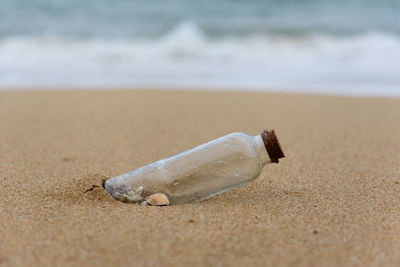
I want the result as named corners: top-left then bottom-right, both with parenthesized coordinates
top-left (103, 130), bottom-right (284, 205)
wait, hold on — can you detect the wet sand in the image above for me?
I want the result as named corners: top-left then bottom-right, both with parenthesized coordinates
top-left (1, 90), bottom-right (399, 266)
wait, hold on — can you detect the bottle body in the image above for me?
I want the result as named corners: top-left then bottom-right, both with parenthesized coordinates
top-left (104, 131), bottom-right (283, 205)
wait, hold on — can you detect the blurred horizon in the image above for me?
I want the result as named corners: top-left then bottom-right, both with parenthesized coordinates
top-left (1, 0), bottom-right (400, 96)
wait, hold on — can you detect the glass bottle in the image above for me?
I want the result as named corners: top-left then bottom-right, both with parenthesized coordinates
top-left (103, 129), bottom-right (284, 205)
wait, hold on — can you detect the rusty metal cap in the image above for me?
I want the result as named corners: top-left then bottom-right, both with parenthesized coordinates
top-left (261, 129), bottom-right (285, 163)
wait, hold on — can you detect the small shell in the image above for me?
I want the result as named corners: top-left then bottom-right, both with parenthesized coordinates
top-left (145, 193), bottom-right (169, 206)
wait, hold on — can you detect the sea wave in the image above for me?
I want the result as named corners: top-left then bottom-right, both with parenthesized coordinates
top-left (1, 22), bottom-right (400, 95)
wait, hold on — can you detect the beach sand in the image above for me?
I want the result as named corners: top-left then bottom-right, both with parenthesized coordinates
top-left (1, 90), bottom-right (399, 266)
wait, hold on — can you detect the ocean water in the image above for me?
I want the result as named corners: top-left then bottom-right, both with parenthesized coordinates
top-left (1, 0), bottom-right (400, 96)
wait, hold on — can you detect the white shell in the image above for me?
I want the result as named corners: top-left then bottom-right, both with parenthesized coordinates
top-left (145, 193), bottom-right (169, 206)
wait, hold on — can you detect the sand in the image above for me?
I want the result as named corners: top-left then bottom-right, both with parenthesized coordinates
top-left (0, 90), bottom-right (399, 266)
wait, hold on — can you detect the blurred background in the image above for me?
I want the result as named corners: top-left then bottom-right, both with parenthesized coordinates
top-left (0, 0), bottom-right (399, 96)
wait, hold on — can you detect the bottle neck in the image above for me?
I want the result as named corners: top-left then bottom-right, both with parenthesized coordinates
top-left (253, 134), bottom-right (271, 165)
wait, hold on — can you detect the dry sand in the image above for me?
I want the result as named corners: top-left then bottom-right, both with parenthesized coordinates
top-left (0, 90), bottom-right (399, 266)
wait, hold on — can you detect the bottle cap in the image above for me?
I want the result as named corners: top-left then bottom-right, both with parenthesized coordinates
top-left (261, 129), bottom-right (285, 163)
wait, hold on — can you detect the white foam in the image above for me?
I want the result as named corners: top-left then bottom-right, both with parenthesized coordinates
top-left (1, 22), bottom-right (400, 96)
